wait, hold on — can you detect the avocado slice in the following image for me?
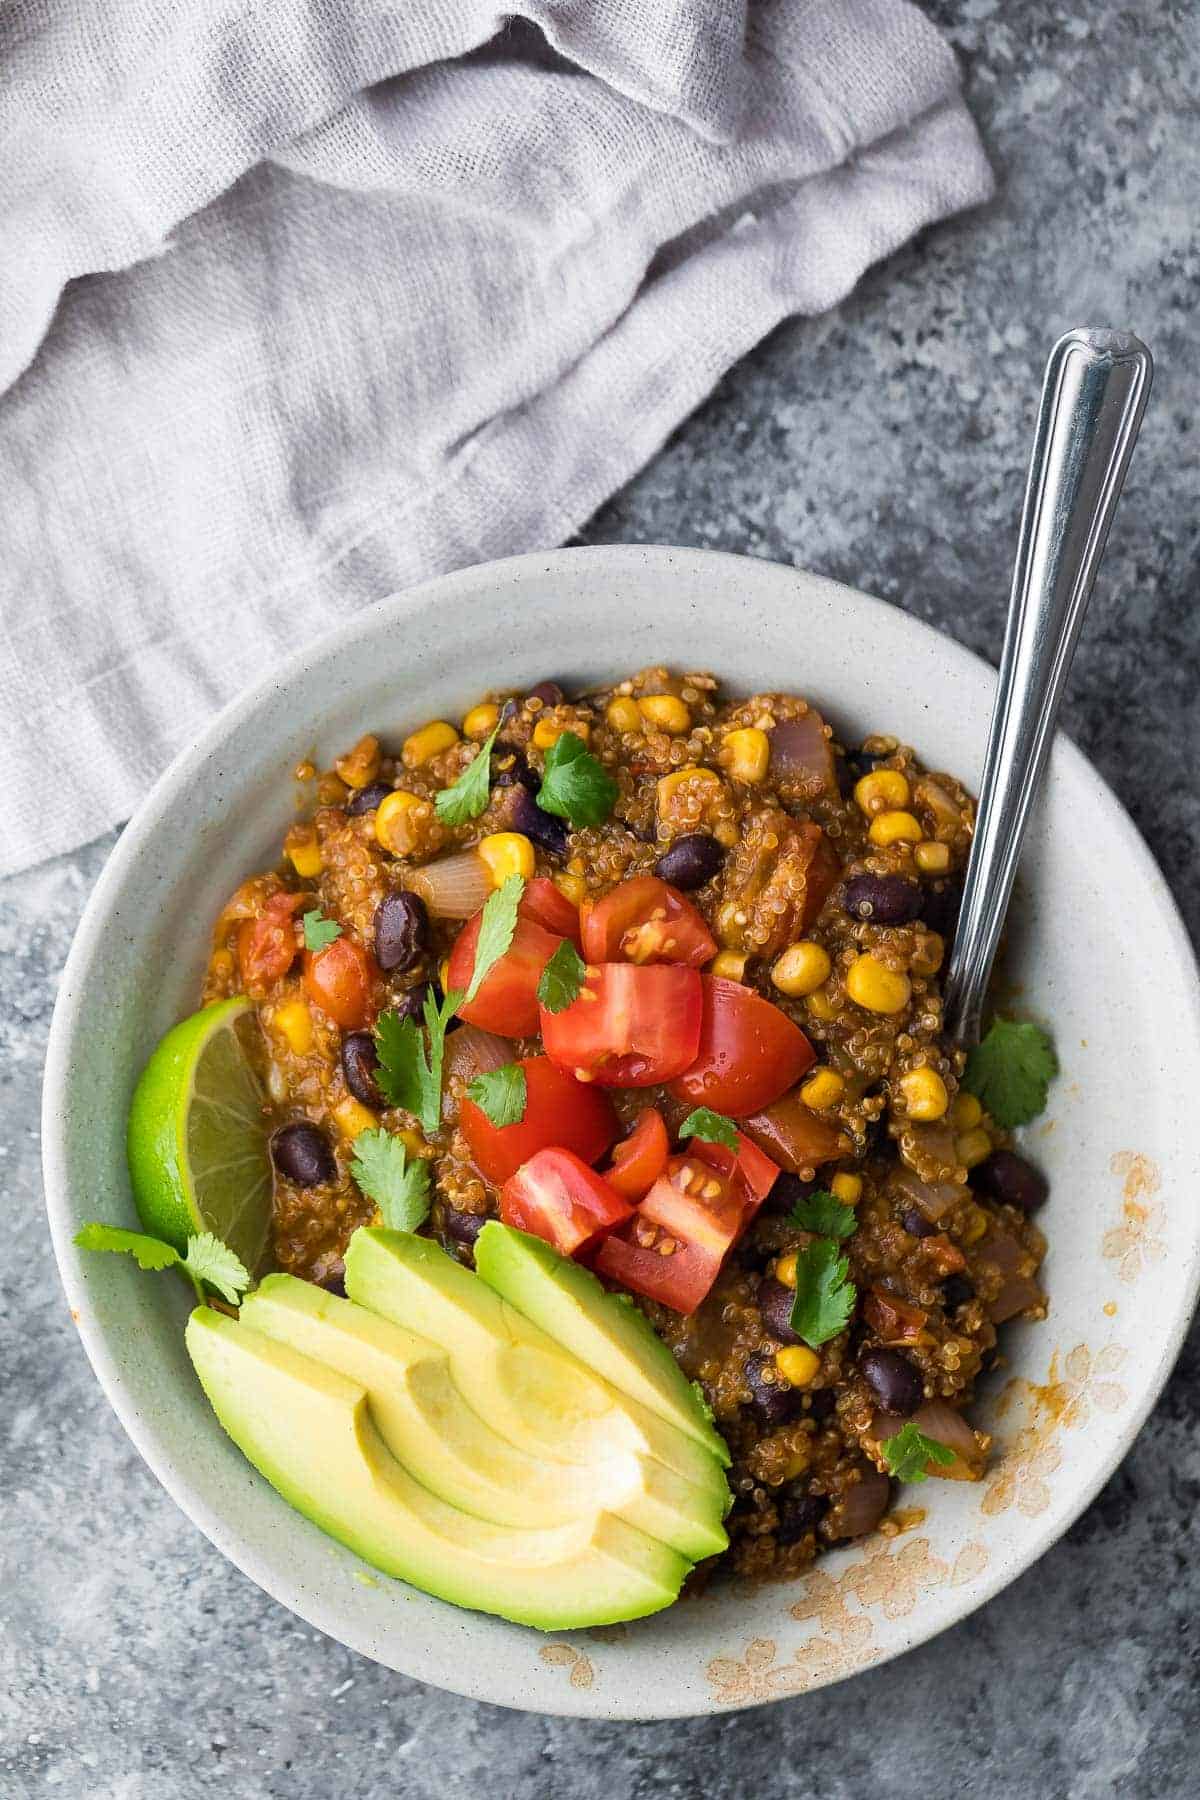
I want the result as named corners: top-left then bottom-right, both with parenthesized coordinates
top-left (344, 1229), bottom-right (729, 1510)
top-left (241, 1274), bottom-right (727, 1560)
top-left (187, 1309), bottom-right (687, 1629)
top-left (474, 1223), bottom-right (730, 1467)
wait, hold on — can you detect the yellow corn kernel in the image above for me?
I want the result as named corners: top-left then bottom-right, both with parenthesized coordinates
top-left (656, 765), bottom-right (722, 816)
top-left (915, 839), bottom-right (951, 875)
top-left (961, 1201), bottom-right (990, 1243)
top-left (952, 1092), bottom-right (983, 1130)
top-left (396, 1127), bottom-right (428, 1158)
top-left (402, 720), bottom-right (459, 768)
top-left (273, 999), bottom-right (313, 1057)
top-left (781, 1447), bottom-right (812, 1480)
top-left (332, 1096), bottom-right (378, 1140)
top-left (711, 950), bottom-right (747, 981)
top-left (774, 1252), bottom-right (799, 1289)
top-left (771, 940), bottom-right (831, 998)
top-left (638, 694), bottom-right (691, 736)
top-left (868, 809), bottom-right (923, 847)
top-left (439, 957), bottom-right (451, 993)
top-left (723, 726), bottom-right (771, 783)
top-left (800, 1067), bottom-right (845, 1110)
top-left (775, 1346), bottom-right (821, 1388)
top-left (605, 696), bottom-right (642, 734)
top-left (210, 948), bottom-right (234, 981)
top-left (283, 824), bottom-right (322, 879)
top-left (374, 790), bottom-right (424, 856)
top-left (956, 1128), bottom-right (993, 1170)
top-left (899, 1066), bottom-right (949, 1122)
top-left (478, 832), bottom-right (535, 886)
top-left (846, 953), bottom-right (911, 1015)
top-left (806, 985), bottom-right (839, 1021)
top-left (854, 768), bottom-right (910, 815)
top-left (831, 1172), bottom-right (863, 1206)
top-left (555, 871), bottom-right (587, 905)
top-left (335, 734), bottom-right (381, 791)
top-left (463, 703), bottom-right (500, 741)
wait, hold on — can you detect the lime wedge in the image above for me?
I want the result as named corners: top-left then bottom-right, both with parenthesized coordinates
top-left (127, 998), bottom-right (273, 1274)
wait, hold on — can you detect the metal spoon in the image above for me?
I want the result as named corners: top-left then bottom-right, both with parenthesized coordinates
top-left (943, 327), bottom-right (1153, 1045)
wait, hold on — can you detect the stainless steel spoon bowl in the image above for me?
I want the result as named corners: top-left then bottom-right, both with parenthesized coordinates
top-left (944, 327), bottom-right (1154, 1045)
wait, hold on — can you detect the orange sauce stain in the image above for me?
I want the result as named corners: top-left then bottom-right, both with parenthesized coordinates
top-left (1103, 1301), bottom-right (1117, 1317)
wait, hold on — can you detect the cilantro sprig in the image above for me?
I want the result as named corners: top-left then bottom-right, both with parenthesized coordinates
top-left (787, 1189), bottom-right (857, 1241)
top-left (536, 938), bottom-right (587, 1013)
top-left (434, 716), bottom-right (505, 826)
top-left (536, 731), bottom-right (617, 830)
top-left (880, 1421), bottom-right (956, 1484)
top-left (788, 1239), bottom-right (856, 1348)
top-left (678, 1108), bottom-right (739, 1152)
top-left (74, 1223), bottom-right (251, 1307)
top-left (465, 874), bottom-right (524, 1002)
top-left (467, 1064), bottom-right (527, 1129)
top-left (963, 1018), bottom-right (1058, 1129)
top-left (350, 1129), bottom-right (432, 1232)
top-left (302, 908), bottom-right (342, 952)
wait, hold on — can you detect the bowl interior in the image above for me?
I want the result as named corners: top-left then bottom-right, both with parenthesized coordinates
top-left (44, 545), bottom-right (1200, 1717)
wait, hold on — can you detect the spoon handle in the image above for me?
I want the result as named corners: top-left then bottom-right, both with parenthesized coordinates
top-left (944, 327), bottom-right (1153, 1045)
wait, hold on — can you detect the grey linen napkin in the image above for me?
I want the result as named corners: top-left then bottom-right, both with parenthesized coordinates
top-left (0, 0), bottom-right (992, 877)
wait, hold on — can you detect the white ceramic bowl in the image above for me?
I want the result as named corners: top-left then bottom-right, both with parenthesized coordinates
top-left (43, 545), bottom-right (1200, 1718)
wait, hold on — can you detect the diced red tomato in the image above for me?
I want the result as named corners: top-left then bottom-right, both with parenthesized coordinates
top-left (302, 935), bottom-right (378, 1030)
top-left (607, 1108), bottom-right (669, 1199)
top-left (236, 891), bottom-right (306, 992)
top-left (580, 876), bottom-right (716, 969)
top-left (500, 1148), bottom-right (633, 1258)
top-left (741, 1089), bottom-right (848, 1173)
top-left (460, 1056), bottom-right (618, 1187)
top-left (594, 1152), bottom-right (743, 1314)
top-left (448, 912), bottom-right (563, 1037)
top-left (519, 878), bottom-right (582, 948)
top-left (691, 1130), bottom-right (781, 1223)
top-left (668, 976), bottom-right (816, 1117)
top-left (540, 963), bottom-right (702, 1087)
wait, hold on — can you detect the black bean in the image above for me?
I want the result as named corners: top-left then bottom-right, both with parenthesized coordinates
top-left (842, 872), bottom-right (923, 925)
top-left (374, 891), bottom-right (428, 973)
top-left (901, 1207), bottom-right (936, 1239)
top-left (767, 1171), bottom-right (820, 1215)
top-left (503, 783), bottom-right (570, 856)
top-left (941, 1273), bottom-right (976, 1311)
top-left (860, 1347), bottom-right (923, 1416)
top-left (654, 833), bottom-right (725, 890)
top-left (491, 744), bottom-right (538, 792)
top-left (776, 1491), bottom-right (829, 1545)
top-left (526, 680), bottom-right (565, 708)
top-left (758, 1276), bottom-right (805, 1345)
top-left (443, 1206), bottom-right (488, 1246)
top-left (319, 1262), bottom-right (347, 1297)
top-left (973, 1149), bottom-right (1048, 1213)
top-left (271, 1121), bottom-right (335, 1187)
top-left (346, 781), bottom-right (393, 817)
top-left (392, 980), bottom-right (440, 1024)
top-left (807, 1387), bottom-right (837, 1422)
top-left (341, 1031), bottom-right (382, 1107)
top-left (744, 1354), bottom-right (803, 1425)
top-left (918, 876), bottom-right (962, 943)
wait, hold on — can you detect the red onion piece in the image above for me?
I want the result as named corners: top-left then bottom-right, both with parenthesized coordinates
top-left (833, 1465), bottom-right (891, 1538)
top-left (405, 851), bottom-right (492, 919)
top-left (988, 1273), bottom-right (1043, 1324)
top-left (769, 711), bottom-right (837, 797)
top-left (441, 1024), bottom-right (511, 1116)
top-left (875, 1398), bottom-right (986, 1480)
top-left (890, 1166), bottom-right (963, 1224)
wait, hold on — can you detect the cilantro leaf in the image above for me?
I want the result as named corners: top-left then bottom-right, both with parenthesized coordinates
top-left (789, 1239), bottom-right (856, 1347)
top-left (302, 908), bottom-right (342, 952)
top-left (350, 1128), bottom-right (432, 1232)
top-left (74, 1222), bottom-right (251, 1307)
top-left (880, 1421), bottom-right (956, 1484)
top-left (374, 990), bottom-right (460, 1138)
top-left (536, 938), bottom-right (586, 1013)
top-left (434, 717), bottom-right (504, 826)
top-left (467, 1063), bottom-right (527, 1129)
top-left (536, 731), bottom-right (618, 829)
top-left (788, 1189), bottom-right (857, 1241)
top-left (678, 1108), bottom-right (739, 1152)
top-left (423, 984), bottom-right (460, 1129)
top-left (74, 1222), bottom-right (181, 1272)
top-left (465, 874), bottom-right (525, 1003)
top-left (183, 1232), bottom-right (252, 1306)
top-left (963, 1017), bottom-right (1058, 1129)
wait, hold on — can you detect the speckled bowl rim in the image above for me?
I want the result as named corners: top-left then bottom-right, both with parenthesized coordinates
top-left (42, 544), bottom-right (1200, 1718)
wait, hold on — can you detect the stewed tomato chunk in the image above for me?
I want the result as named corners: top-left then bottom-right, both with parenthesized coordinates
top-left (460, 1056), bottom-right (618, 1187)
top-left (303, 935), bottom-right (379, 1030)
top-left (606, 1107), bottom-right (670, 1199)
top-left (519, 877), bottom-right (582, 947)
top-left (448, 912), bottom-right (563, 1037)
top-left (500, 1148), bottom-right (633, 1258)
top-left (540, 963), bottom-right (702, 1087)
top-left (594, 1152), bottom-right (744, 1313)
top-left (669, 975), bottom-right (815, 1116)
top-left (237, 891), bottom-right (306, 992)
top-left (581, 876), bottom-right (716, 968)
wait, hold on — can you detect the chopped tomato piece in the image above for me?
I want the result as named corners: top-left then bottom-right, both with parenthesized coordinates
top-left (302, 935), bottom-right (378, 1030)
top-left (581, 876), bottom-right (716, 968)
top-left (691, 1130), bottom-right (781, 1221)
top-left (594, 1153), bottom-right (743, 1313)
top-left (448, 912), bottom-right (563, 1037)
top-left (540, 963), bottom-right (702, 1087)
top-left (460, 1056), bottom-right (618, 1187)
top-left (923, 1234), bottom-right (968, 1276)
top-left (607, 1108), bottom-right (669, 1199)
top-left (863, 1288), bottom-right (929, 1344)
top-left (236, 891), bottom-right (306, 993)
top-left (741, 1088), bottom-right (850, 1173)
top-left (519, 877), bottom-right (582, 948)
top-left (668, 976), bottom-right (816, 1116)
top-left (500, 1148), bottom-right (633, 1258)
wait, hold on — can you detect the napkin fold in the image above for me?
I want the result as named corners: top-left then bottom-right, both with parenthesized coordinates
top-left (0, 0), bottom-right (992, 876)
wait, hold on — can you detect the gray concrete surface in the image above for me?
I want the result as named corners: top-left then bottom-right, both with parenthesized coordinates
top-left (4, 3), bottom-right (1199, 1795)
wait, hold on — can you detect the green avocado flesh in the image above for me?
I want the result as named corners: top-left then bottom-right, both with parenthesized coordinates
top-left (186, 1310), bottom-right (688, 1629)
top-left (474, 1222), bottom-right (731, 1466)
